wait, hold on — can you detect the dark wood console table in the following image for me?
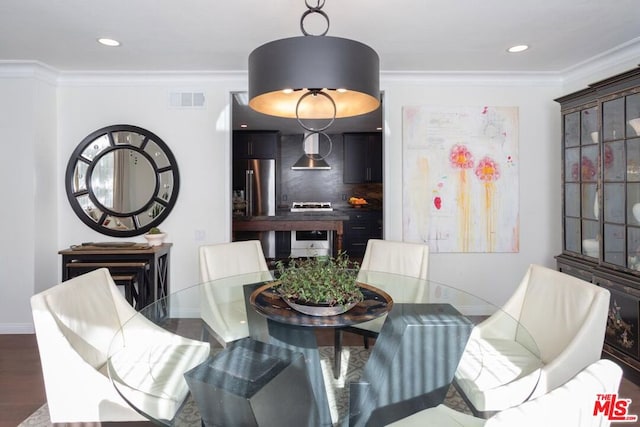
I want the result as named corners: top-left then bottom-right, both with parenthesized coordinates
top-left (59, 243), bottom-right (172, 309)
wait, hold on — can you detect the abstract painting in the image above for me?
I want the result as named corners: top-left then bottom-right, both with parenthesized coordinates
top-left (402, 105), bottom-right (519, 253)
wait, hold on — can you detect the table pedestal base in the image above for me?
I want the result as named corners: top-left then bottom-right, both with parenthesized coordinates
top-left (244, 284), bottom-right (333, 427)
top-left (348, 303), bottom-right (473, 427)
top-left (184, 338), bottom-right (319, 427)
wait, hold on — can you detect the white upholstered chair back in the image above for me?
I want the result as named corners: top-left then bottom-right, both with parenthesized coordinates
top-left (514, 264), bottom-right (610, 365)
top-left (339, 239), bottom-right (430, 346)
top-left (390, 359), bottom-right (623, 427)
top-left (199, 240), bottom-right (269, 283)
top-left (454, 264), bottom-right (611, 414)
top-left (199, 241), bottom-right (271, 345)
top-left (31, 268), bottom-right (210, 423)
top-left (359, 239), bottom-right (429, 279)
top-left (33, 268), bottom-right (135, 373)
top-left (357, 239), bottom-right (430, 303)
top-left (486, 359), bottom-right (622, 427)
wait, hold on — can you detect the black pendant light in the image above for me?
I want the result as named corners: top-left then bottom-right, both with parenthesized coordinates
top-left (248, 0), bottom-right (380, 122)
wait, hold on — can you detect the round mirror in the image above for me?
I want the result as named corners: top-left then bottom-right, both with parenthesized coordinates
top-left (65, 124), bottom-right (180, 237)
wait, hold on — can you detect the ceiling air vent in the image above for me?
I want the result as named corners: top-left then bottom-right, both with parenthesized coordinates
top-left (169, 91), bottom-right (206, 108)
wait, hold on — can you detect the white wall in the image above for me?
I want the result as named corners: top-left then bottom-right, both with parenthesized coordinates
top-left (0, 69), bottom-right (57, 332)
top-left (380, 75), bottom-right (564, 305)
top-left (52, 73), bottom-right (564, 308)
top-left (56, 75), bottom-right (246, 300)
top-left (1, 56), bottom-right (637, 332)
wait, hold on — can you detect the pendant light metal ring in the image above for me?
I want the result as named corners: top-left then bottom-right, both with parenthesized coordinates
top-left (300, 8), bottom-right (330, 36)
top-left (305, 0), bottom-right (325, 9)
top-left (296, 90), bottom-right (336, 132)
top-left (304, 131), bottom-right (333, 161)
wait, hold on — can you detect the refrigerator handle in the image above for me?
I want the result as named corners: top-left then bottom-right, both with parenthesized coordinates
top-left (245, 169), bottom-right (254, 216)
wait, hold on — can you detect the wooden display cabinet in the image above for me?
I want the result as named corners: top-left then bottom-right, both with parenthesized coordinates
top-left (556, 65), bottom-right (640, 382)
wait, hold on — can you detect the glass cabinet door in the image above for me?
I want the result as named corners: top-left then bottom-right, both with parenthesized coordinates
top-left (564, 111), bottom-right (581, 253)
top-left (563, 107), bottom-right (599, 258)
top-left (627, 93), bottom-right (640, 271)
top-left (626, 93), bottom-right (640, 137)
top-left (603, 98), bottom-right (625, 142)
top-left (562, 88), bottom-right (640, 273)
top-left (603, 138), bottom-right (625, 267)
top-left (599, 92), bottom-right (640, 270)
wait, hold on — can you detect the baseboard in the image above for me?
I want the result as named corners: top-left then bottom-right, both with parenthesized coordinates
top-left (0, 323), bottom-right (35, 334)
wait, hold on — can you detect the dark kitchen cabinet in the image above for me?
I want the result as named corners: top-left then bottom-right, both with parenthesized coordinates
top-left (275, 231), bottom-right (291, 260)
top-left (344, 210), bottom-right (382, 258)
top-left (555, 66), bottom-right (640, 382)
top-left (343, 133), bottom-right (383, 183)
top-left (233, 131), bottom-right (279, 159)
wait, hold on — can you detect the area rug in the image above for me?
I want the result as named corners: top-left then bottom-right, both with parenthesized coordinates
top-left (20, 347), bottom-right (471, 426)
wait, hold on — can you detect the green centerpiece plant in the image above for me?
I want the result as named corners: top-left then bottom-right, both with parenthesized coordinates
top-left (274, 252), bottom-right (363, 315)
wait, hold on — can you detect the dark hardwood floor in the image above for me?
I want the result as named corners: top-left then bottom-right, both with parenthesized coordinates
top-left (0, 331), bottom-right (360, 427)
top-left (2, 333), bottom-right (640, 426)
top-left (0, 334), bottom-right (46, 427)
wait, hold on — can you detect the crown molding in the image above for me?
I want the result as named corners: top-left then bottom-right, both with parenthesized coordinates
top-left (55, 70), bottom-right (247, 87)
top-left (1, 38), bottom-right (638, 89)
top-left (0, 61), bottom-right (565, 87)
top-left (56, 69), bottom-right (565, 87)
top-left (561, 37), bottom-right (640, 90)
top-left (55, 68), bottom-right (565, 87)
top-left (0, 60), bottom-right (58, 84)
top-left (380, 70), bottom-right (563, 87)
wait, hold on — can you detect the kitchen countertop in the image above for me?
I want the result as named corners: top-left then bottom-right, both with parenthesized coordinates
top-left (234, 211), bottom-right (350, 221)
top-left (233, 212), bottom-right (349, 252)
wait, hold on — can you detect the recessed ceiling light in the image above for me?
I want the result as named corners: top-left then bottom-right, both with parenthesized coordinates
top-left (97, 38), bottom-right (121, 47)
top-left (507, 44), bottom-right (529, 53)
top-left (240, 123), bottom-right (248, 128)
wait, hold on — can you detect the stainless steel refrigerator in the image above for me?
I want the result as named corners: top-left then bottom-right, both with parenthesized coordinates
top-left (233, 159), bottom-right (276, 258)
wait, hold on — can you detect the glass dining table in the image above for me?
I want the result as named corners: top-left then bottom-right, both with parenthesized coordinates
top-left (107, 270), bottom-right (541, 427)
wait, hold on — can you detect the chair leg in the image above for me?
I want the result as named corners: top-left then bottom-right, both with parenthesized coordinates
top-left (112, 274), bottom-right (137, 307)
top-left (334, 329), bottom-right (343, 379)
top-left (130, 279), bottom-right (139, 308)
top-left (363, 336), bottom-right (369, 349)
top-left (124, 282), bottom-right (133, 304)
top-left (136, 269), bottom-right (147, 309)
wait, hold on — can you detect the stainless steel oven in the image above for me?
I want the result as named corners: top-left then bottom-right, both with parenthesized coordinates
top-left (290, 230), bottom-right (331, 258)
top-left (289, 202), bottom-right (333, 258)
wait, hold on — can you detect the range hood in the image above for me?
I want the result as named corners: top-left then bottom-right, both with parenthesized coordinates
top-left (291, 133), bottom-right (331, 170)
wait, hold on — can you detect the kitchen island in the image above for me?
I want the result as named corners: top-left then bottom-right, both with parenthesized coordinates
top-left (232, 211), bottom-right (350, 255)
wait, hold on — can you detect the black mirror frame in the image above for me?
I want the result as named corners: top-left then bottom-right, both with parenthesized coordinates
top-left (65, 124), bottom-right (180, 237)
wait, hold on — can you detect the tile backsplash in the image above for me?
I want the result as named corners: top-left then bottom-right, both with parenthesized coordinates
top-left (278, 133), bottom-right (382, 209)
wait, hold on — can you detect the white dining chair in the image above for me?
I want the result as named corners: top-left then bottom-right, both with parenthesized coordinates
top-left (389, 358), bottom-right (622, 427)
top-left (31, 268), bottom-right (210, 423)
top-left (454, 264), bottom-right (611, 417)
top-left (199, 240), bottom-right (272, 345)
top-left (334, 239), bottom-right (429, 375)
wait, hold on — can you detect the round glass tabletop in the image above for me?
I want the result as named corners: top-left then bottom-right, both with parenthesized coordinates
top-left (107, 270), bottom-right (542, 426)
